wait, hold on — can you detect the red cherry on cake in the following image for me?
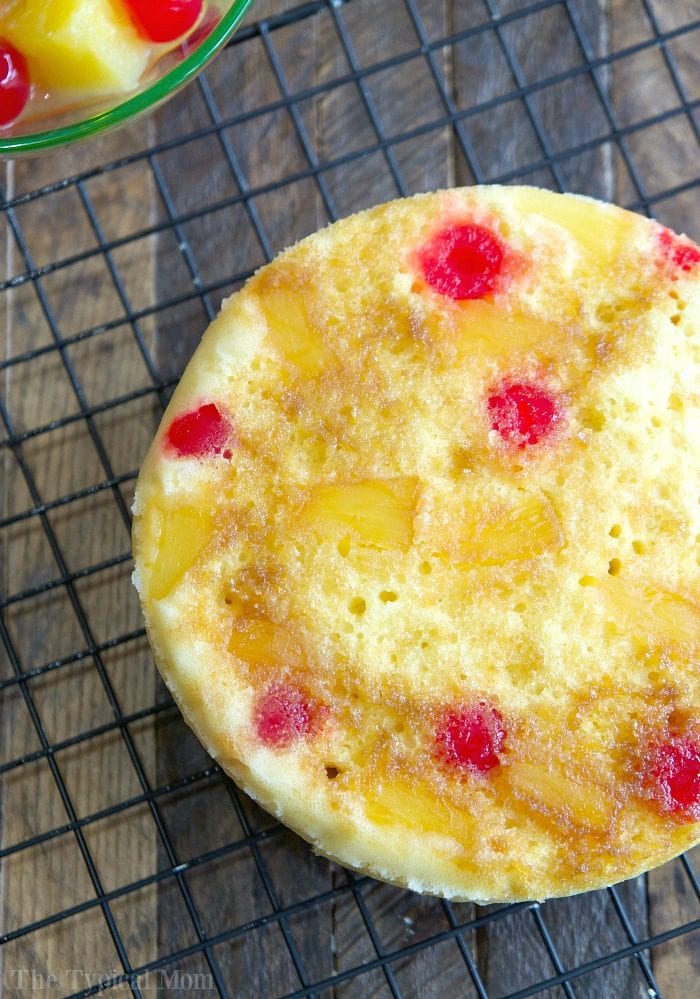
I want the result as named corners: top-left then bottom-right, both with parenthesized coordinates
top-left (657, 227), bottom-right (700, 275)
top-left (434, 701), bottom-right (506, 773)
top-left (487, 381), bottom-right (562, 447)
top-left (124, 0), bottom-right (203, 43)
top-left (0, 40), bottom-right (30, 127)
top-left (255, 682), bottom-right (320, 748)
top-left (165, 402), bottom-right (232, 457)
top-left (417, 223), bottom-right (505, 300)
top-left (643, 734), bottom-right (700, 820)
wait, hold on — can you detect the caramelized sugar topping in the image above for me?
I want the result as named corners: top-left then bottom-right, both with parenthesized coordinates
top-left (136, 188), bottom-right (700, 899)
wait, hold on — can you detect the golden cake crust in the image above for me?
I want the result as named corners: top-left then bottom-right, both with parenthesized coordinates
top-left (132, 186), bottom-right (700, 902)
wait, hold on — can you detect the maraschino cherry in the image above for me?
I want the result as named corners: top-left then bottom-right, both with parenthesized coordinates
top-left (123, 0), bottom-right (203, 44)
top-left (0, 40), bottom-right (30, 127)
top-left (434, 701), bottom-right (506, 773)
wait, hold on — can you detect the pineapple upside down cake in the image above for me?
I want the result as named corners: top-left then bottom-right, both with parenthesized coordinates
top-left (132, 186), bottom-right (700, 902)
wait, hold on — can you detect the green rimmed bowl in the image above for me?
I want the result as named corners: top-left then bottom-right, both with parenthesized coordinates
top-left (0, 0), bottom-right (254, 156)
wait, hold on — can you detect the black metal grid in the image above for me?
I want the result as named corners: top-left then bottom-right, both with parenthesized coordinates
top-left (1, 1), bottom-right (699, 996)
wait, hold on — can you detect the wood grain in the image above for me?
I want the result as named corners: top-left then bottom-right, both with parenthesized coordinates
top-left (1, 1), bottom-right (699, 997)
top-left (1, 121), bottom-right (160, 996)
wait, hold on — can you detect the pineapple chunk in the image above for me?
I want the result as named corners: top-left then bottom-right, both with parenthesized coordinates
top-left (365, 780), bottom-right (464, 839)
top-left (454, 301), bottom-right (567, 359)
top-left (459, 493), bottom-right (563, 566)
top-left (505, 761), bottom-right (612, 831)
top-left (507, 187), bottom-right (638, 269)
top-left (256, 272), bottom-right (329, 378)
top-left (302, 477), bottom-right (419, 552)
top-left (228, 617), bottom-right (303, 668)
top-left (592, 577), bottom-right (700, 649)
top-left (0, 0), bottom-right (150, 94)
top-left (141, 503), bottom-right (213, 601)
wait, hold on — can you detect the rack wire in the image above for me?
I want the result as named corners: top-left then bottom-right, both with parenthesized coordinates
top-left (1, 0), bottom-right (699, 996)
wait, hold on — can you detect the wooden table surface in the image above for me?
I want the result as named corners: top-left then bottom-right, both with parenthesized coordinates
top-left (1, 1), bottom-right (699, 996)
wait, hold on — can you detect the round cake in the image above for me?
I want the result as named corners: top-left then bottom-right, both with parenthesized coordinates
top-left (132, 185), bottom-right (700, 902)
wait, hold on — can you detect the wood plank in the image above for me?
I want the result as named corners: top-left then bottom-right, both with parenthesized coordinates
top-left (611, 0), bottom-right (700, 236)
top-left (1, 155), bottom-right (12, 999)
top-left (2, 2), bottom-right (697, 995)
top-left (0, 121), bottom-right (159, 995)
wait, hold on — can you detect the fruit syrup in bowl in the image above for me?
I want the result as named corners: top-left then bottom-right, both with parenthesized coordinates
top-left (0, 0), bottom-right (255, 155)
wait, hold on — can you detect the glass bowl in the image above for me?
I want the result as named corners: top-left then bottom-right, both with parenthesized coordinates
top-left (0, 0), bottom-right (255, 156)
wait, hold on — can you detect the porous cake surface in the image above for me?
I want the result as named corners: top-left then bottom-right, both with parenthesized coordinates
top-left (132, 186), bottom-right (700, 902)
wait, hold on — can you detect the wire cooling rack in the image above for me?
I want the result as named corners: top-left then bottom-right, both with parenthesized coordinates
top-left (1, 0), bottom-right (699, 996)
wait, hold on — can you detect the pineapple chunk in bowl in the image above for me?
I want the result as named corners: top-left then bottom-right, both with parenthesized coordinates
top-left (0, 0), bottom-right (254, 155)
